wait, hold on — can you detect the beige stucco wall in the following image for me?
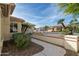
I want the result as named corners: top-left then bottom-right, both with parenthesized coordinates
top-left (0, 4), bottom-right (11, 55)
top-left (17, 22), bottom-right (22, 33)
top-left (54, 28), bottom-right (57, 32)
top-left (0, 6), bottom-right (2, 55)
top-left (2, 16), bottom-right (10, 41)
top-left (1, 6), bottom-right (10, 41)
top-left (64, 35), bottom-right (79, 52)
top-left (0, 6), bottom-right (1, 44)
top-left (0, 6), bottom-right (3, 55)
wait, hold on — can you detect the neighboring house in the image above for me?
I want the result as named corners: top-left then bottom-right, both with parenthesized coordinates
top-left (35, 27), bottom-right (45, 32)
top-left (38, 25), bottom-right (64, 32)
top-left (35, 28), bottom-right (41, 32)
top-left (35, 25), bottom-right (63, 32)
top-left (52, 25), bottom-right (64, 32)
top-left (52, 24), bottom-right (69, 32)
top-left (45, 25), bottom-right (64, 32)
top-left (46, 28), bottom-right (53, 32)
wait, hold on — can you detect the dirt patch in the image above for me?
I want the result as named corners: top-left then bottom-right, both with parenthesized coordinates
top-left (1, 40), bottom-right (44, 56)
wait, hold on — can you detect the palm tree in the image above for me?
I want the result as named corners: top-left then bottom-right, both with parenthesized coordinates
top-left (57, 19), bottom-right (66, 29)
top-left (69, 19), bottom-right (79, 32)
top-left (57, 3), bottom-right (79, 34)
top-left (22, 22), bottom-right (35, 33)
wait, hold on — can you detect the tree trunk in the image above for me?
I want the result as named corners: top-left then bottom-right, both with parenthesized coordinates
top-left (61, 23), bottom-right (66, 29)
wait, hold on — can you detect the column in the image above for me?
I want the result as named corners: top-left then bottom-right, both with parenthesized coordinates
top-left (2, 4), bottom-right (10, 41)
top-left (17, 22), bottom-right (22, 33)
top-left (0, 6), bottom-right (1, 45)
top-left (0, 6), bottom-right (3, 55)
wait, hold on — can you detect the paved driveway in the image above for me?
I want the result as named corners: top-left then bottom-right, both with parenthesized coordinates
top-left (32, 38), bottom-right (66, 56)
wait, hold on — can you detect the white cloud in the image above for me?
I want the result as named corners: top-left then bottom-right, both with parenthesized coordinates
top-left (12, 3), bottom-right (66, 28)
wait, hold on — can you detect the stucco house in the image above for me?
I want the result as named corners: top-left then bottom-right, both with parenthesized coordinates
top-left (10, 16), bottom-right (25, 38)
top-left (52, 25), bottom-right (64, 32)
top-left (0, 3), bottom-right (15, 42)
top-left (0, 3), bottom-right (25, 41)
top-left (0, 3), bottom-right (15, 54)
top-left (35, 25), bottom-right (64, 32)
top-left (10, 16), bottom-right (25, 33)
top-left (0, 3), bottom-right (26, 55)
top-left (45, 25), bottom-right (64, 32)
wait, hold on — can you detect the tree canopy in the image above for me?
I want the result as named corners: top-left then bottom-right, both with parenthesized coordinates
top-left (58, 3), bottom-right (79, 18)
top-left (57, 19), bottom-right (66, 28)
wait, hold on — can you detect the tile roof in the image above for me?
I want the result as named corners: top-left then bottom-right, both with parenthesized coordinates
top-left (10, 16), bottom-right (25, 22)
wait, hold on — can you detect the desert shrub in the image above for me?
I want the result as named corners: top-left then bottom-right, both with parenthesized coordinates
top-left (76, 28), bottom-right (79, 33)
top-left (58, 29), bottom-right (62, 32)
top-left (62, 28), bottom-right (71, 35)
top-left (13, 33), bottom-right (31, 49)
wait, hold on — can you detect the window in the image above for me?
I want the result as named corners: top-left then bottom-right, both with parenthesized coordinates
top-left (10, 23), bottom-right (17, 33)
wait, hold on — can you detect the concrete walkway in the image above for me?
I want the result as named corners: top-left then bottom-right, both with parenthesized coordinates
top-left (32, 38), bottom-right (66, 56)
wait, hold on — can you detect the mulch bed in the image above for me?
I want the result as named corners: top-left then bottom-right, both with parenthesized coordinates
top-left (1, 40), bottom-right (44, 56)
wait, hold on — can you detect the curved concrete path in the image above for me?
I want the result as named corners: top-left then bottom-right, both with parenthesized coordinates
top-left (32, 38), bottom-right (66, 56)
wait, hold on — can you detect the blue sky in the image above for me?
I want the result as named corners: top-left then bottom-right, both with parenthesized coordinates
top-left (12, 3), bottom-right (73, 28)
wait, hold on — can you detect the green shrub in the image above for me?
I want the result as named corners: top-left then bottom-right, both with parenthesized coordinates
top-left (62, 28), bottom-right (71, 35)
top-left (13, 33), bottom-right (31, 49)
top-left (76, 28), bottom-right (79, 33)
